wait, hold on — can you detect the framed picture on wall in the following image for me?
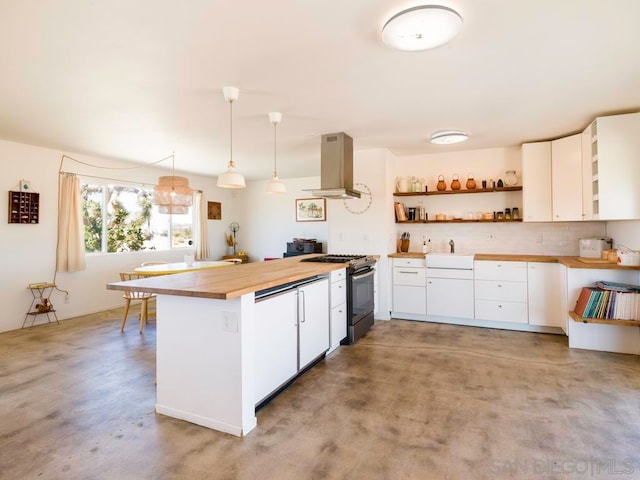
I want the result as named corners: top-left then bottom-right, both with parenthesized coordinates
top-left (207, 201), bottom-right (221, 220)
top-left (295, 198), bottom-right (326, 222)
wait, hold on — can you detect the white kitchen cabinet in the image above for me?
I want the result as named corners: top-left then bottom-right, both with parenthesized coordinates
top-left (254, 290), bottom-right (298, 404)
top-left (551, 133), bottom-right (583, 221)
top-left (581, 128), bottom-right (594, 221)
top-left (474, 260), bottom-right (528, 323)
top-left (426, 275), bottom-right (474, 318)
top-left (584, 112), bottom-right (640, 220)
top-left (298, 278), bottom-right (330, 370)
top-left (328, 269), bottom-right (347, 352)
top-left (392, 258), bottom-right (426, 316)
top-left (254, 277), bottom-right (329, 403)
top-left (527, 263), bottom-right (564, 330)
top-left (522, 142), bottom-right (552, 222)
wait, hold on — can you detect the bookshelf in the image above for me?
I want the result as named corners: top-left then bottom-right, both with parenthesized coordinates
top-left (568, 311), bottom-right (639, 328)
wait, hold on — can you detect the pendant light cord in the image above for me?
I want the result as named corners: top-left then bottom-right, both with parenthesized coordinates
top-left (273, 120), bottom-right (277, 175)
top-left (229, 98), bottom-right (234, 167)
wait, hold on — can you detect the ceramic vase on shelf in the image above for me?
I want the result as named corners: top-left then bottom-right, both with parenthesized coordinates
top-left (466, 173), bottom-right (476, 190)
top-left (436, 175), bottom-right (446, 191)
top-left (451, 174), bottom-right (461, 190)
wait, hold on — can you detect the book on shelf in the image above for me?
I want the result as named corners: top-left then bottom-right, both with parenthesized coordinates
top-left (573, 284), bottom-right (639, 321)
top-left (394, 202), bottom-right (407, 221)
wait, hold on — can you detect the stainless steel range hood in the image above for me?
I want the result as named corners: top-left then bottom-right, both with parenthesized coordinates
top-left (307, 132), bottom-right (361, 199)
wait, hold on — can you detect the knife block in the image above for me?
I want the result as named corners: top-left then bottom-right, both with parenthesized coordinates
top-left (398, 239), bottom-right (410, 252)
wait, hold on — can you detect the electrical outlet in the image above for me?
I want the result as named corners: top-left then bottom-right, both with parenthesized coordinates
top-left (64, 294), bottom-right (70, 304)
top-left (221, 311), bottom-right (238, 333)
top-left (486, 233), bottom-right (494, 240)
top-left (536, 234), bottom-right (543, 243)
top-left (421, 233), bottom-right (428, 241)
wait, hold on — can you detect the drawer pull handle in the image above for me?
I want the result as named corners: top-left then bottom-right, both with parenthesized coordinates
top-left (399, 271), bottom-right (418, 274)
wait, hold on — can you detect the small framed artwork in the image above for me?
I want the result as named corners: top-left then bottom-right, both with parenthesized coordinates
top-left (207, 201), bottom-right (221, 220)
top-left (296, 198), bottom-right (326, 222)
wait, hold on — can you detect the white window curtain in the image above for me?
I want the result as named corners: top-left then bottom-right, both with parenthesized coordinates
top-left (56, 173), bottom-right (86, 272)
top-left (193, 191), bottom-right (210, 260)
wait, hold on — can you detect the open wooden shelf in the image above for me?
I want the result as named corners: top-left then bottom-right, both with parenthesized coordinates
top-left (396, 218), bottom-right (523, 224)
top-left (394, 186), bottom-right (522, 197)
top-left (569, 310), bottom-right (639, 327)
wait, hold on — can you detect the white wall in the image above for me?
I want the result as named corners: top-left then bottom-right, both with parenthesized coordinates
top-left (0, 138), bottom-right (237, 332)
top-left (392, 146), bottom-right (607, 255)
top-left (235, 177), bottom-right (329, 260)
top-left (606, 220), bottom-right (640, 250)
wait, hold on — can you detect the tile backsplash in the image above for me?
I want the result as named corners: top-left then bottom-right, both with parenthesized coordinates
top-left (397, 222), bottom-right (607, 256)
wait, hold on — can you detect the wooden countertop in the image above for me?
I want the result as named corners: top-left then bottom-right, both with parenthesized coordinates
top-left (107, 255), bottom-right (352, 300)
top-left (474, 253), bottom-right (559, 263)
top-left (388, 252), bottom-right (426, 259)
top-left (390, 252), bottom-right (640, 270)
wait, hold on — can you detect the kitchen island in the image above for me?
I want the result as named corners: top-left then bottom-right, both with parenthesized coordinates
top-left (107, 255), bottom-right (347, 437)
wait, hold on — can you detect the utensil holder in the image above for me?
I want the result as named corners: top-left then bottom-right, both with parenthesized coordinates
top-left (399, 239), bottom-right (410, 252)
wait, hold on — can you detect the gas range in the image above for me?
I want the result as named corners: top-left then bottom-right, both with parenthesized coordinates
top-left (301, 254), bottom-right (375, 270)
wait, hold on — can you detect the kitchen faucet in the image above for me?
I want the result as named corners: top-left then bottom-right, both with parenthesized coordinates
top-left (449, 239), bottom-right (455, 254)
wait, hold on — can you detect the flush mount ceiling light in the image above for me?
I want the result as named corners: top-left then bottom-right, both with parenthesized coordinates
top-left (153, 152), bottom-right (193, 214)
top-left (430, 130), bottom-right (469, 144)
top-left (382, 5), bottom-right (463, 51)
top-left (217, 86), bottom-right (246, 188)
top-left (265, 112), bottom-right (286, 194)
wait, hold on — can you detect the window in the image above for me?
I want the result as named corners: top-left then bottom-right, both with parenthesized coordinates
top-left (81, 183), bottom-right (192, 253)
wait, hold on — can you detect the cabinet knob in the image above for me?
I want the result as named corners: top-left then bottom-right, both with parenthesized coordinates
top-left (498, 304), bottom-right (503, 308)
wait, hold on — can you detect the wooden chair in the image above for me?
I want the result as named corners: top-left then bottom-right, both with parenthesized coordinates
top-left (119, 272), bottom-right (156, 333)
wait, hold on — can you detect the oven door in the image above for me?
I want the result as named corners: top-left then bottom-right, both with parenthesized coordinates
top-left (351, 267), bottom-right (375, 319)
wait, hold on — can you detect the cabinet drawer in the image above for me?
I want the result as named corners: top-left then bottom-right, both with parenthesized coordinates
top-left (330, 269), bottom-right (346, 282)
top-left (393, 267), bottom-right (426, 286)
top-left (393, 257), bottom-right (426, 267)
top-left (474, 280), bottom-right (527, 302)
top-left (474, 261), bottom-right (527, 281)
top-left (330, 303), bottom-right (347, 345)
top-left (330, 279), bottom-right (346, 309)
top-left (475, 300), bottom-right (528, 324)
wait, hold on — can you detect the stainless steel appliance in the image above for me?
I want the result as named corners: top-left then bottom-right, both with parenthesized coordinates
top-left (304, 133), bottom-right (361, 199)
top-left (300, 254), bottom-right (376, 343)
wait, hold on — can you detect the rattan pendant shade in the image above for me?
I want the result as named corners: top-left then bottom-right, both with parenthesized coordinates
top-left (152, 154), bottom-right (193, 214)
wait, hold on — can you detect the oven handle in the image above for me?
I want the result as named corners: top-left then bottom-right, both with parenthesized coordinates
top-left (352, 268), bottom-right (375, 280)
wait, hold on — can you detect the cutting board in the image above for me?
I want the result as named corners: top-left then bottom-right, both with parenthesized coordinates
top-left (576, 257), bottom-right (616, 264)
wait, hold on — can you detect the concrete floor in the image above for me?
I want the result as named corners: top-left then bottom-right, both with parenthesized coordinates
top-left (1, 310), bottom-right (639, 480)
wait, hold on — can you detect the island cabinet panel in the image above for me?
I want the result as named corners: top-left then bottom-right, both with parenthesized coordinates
top-left (254, 290), bottom-right (298, 404)
top-left (299, 279), bottom-right (330, 370)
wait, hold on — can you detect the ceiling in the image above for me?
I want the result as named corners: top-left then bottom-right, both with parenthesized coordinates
top-left (0, 0), bottom-right (639, 181)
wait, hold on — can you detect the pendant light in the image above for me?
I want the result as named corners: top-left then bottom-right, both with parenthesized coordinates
top-left (217, 86), bottom-right (246, 188)
top-left (265, 112), bottom-right (286, 194)
top-left (153, 152), bottom-right (193, 214)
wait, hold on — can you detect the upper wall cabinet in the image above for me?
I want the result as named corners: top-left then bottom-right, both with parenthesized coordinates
top-left (522, 142), bottom-right (552, 222)
top-left (583, 112), bottom-right (640, 221)
top-left (522, 134), bottom-right (582, 222)
top-left (551, 134), bottom-right (583, 221)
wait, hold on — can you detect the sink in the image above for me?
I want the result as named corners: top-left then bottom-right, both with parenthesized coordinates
top-left (426, 253), bottom-right (475, 269)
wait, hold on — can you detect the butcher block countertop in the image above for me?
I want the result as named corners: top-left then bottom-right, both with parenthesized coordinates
top-left (107, 255), bottom-right (347, 300)
top-left (389, 252), bottom-right (640, 270)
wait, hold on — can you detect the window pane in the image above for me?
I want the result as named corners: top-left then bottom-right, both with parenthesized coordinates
top-left (172, 209), bottom-right (193, 248)
top-left (81, 184), bottom-right (103, 253)
top-left (106, 185), bottom-right (150, 252)
top-left (81, 182), bottom-right (193, 253)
